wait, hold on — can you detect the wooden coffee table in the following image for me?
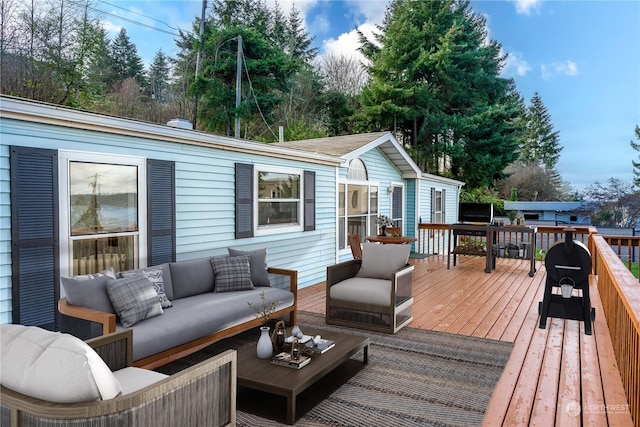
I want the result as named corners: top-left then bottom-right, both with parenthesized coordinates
top-left (236, 329), bottom-right (369, 424)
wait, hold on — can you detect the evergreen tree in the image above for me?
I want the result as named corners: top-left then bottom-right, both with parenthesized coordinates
top-left (521, 92), bottom-right (562, 169)
top-left (109, 28), bottom-right (146, 86)
top-left (148, 50), bottom-right (171, 103)
top-left (358, 0), bottom-right (521, 188)
top-left (631, 125), bottom-right (640, 188)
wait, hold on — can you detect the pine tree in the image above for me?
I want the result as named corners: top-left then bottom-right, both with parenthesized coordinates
top-left (631, 125), bottom-right (640, 188)
top-left (109, 28), bottom-right (146, 86)
top-left (148, 50), bottom-right (171, 103)
top-left (522, 92), bottom-right (562, 169)
top-left (358, 0), bottom-right (522, 188)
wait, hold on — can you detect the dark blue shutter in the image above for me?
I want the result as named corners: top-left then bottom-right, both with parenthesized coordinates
top-left (147, 159), bottom-right (176, 266)
top-left (235, 163), bottom-right (254, 239)
top-left (304, 170), bottom-right (315, 231)
top-left (10, 147), bottom-right (59, 330)
top-left (392, 186), bottom-right (403, 219)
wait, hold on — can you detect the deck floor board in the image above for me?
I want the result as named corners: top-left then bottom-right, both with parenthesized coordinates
top-left (296, 255), bottom-right (634, 426)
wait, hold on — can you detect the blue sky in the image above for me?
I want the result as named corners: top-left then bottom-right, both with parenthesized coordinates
top-left (100, 0), bottom-right (640, 192)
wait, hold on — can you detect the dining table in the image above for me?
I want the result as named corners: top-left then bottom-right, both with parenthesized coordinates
top-left (365, 235), bottom-right (417, 244)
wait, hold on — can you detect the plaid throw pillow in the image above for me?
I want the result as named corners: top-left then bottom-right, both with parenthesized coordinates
top-left (121, 268), bottom-right (172, 308)
top-left (106, 274), bottom-right (163, 327)
top-left (211, 255), bottom-right (255, 293)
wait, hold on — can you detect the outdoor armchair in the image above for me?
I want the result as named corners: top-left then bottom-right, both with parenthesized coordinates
top-left (326, 242), bottom-right (414, 334)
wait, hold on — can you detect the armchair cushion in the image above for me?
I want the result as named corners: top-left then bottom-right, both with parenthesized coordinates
top-left (112, 367), bottom-right (168, 395)
top-left (356, 243), bottom-right (411, 280)
top-left (0, 324), bottom-right (121, 403)
top-left (329, 277), bottom-right (392, 306)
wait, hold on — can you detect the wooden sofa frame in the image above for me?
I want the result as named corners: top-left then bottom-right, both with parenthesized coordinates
top-left (58, 267), bottom-right (298, 370)
top-left (0, 329), bottom-right (237, 427)
top-left (325, 259), bottom-right (414, 334)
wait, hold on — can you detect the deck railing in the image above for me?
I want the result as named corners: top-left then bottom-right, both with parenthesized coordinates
top-left (590, 234), bottom-right (640, 426)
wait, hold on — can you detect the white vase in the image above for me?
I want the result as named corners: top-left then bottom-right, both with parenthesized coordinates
top-left (256, 326), bottom-right (273, 359)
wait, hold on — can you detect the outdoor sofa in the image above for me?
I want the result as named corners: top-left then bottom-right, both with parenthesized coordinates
top-left (58, 248), bottom-right (297, 369)
top-left (0, 324), bottom-right (236, 427)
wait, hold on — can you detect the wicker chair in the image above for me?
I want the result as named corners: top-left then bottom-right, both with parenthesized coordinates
top-left (0, 329), bottom-right (236, 427)
top-left (326, 243), bottom-right (414, 334)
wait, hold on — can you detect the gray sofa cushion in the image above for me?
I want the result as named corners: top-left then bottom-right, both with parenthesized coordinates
top-left (329, 277), bottom-right (392, 306)
top-left (169, 258), bottom-right (215, 299)
top-left (228, 248), bottom-right (271, 287)
top-left (126, 288), bottom-right (295, 361)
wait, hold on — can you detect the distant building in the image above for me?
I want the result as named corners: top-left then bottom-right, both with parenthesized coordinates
top-left (504, 201), bottom-right (589, 225)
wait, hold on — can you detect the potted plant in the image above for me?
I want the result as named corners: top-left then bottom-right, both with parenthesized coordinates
top-left (376, 215), bottom-right (393, 236)
top-left (247, 291), bottom-right (280, 359)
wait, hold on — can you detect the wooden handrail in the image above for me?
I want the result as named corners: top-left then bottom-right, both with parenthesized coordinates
top-left (603, 235), bottom-right (640, 281)
top-left (591, 234), bottom-right (640, 427)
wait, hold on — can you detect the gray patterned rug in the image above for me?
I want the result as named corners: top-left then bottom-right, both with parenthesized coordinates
top-left (157, 311), bottom-right (513, 426)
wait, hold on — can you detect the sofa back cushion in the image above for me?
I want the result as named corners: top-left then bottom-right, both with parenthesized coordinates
top-left (169, 258), bottom-right (215, 299)
top-left (0, 324), bottom-right (121, 403)
top-left (356, 243), bottom-right (411, 280)
top-left (60, 267), bottom-right (117, 313)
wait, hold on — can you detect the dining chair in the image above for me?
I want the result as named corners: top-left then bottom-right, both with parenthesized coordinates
top-left (348, 234), bottom-right (362, 259)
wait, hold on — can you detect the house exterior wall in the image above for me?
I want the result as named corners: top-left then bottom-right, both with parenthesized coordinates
top-left (0, 113), bottom-right (337, 324)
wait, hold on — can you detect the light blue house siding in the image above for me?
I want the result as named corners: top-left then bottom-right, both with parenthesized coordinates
top-left (0, 97), bottom-right (342, 324)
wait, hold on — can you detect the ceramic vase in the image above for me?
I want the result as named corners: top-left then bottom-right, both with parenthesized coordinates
top-left (256, 326), bottom-right (273, 359)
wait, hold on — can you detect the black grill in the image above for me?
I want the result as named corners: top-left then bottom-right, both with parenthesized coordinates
top-left (538, 227), bottom-right (595, 335)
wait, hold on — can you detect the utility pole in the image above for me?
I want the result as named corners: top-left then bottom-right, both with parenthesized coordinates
top-left (235, 34), bottom-right (242, 139)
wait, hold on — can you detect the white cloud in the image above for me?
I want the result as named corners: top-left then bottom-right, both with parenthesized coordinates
top-left (321, 22), bottom-right (378, 64)
top-left (502, 51), bottom-right (532, 77)
top-left (345, 0), bottom-right (388, 24)
top-left (101, 20), bottom-right (122, 36)
top-left (541, 60), bottom-right (579, 80)
top-left (513, 0), bottom-right (542, 15)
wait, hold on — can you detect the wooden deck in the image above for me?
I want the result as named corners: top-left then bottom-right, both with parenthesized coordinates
top-left (297, 255), bottom-right (635, 426)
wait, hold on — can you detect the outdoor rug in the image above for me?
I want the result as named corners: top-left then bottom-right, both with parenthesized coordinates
top-left (157, 311), bottom-right (513, 427)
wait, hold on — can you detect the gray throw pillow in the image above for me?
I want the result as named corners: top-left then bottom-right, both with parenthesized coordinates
top-left (60, 267), bottom-right (118, 313)
top-left (121, 268), bottom-right (172, 308)
top-left (169, 258), bottom-right (215, 299)
top-left (356, 243), bottom-right (411, 280)
top-left (106, 274), bottom-right (163, 328)
top-left (211, 255), bottom-right (255, 292)
top-left (228, 247), bottom-right (271, 287)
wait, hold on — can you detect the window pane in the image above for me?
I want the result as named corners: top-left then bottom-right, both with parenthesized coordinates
top-left (70, 162), bottom-right (138, 235)
top-left (258, 172), bottom-right (300, 199)
top-left (370, 186), bottom-right (379, 214)
top-left (339, 217), bottom-right (345, 249)
top-left (258, 201), bottom-right (299, 226)
top-left (72, 235), bottom-right (136, 275)
top-left (338, 184), bottom-right (345, 216)
top-left (347, 217), bottom-right (366, 238)
top-left (347, 185), bottom-right (368, 215)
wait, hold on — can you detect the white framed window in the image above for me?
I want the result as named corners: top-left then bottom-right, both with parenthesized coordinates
top-left (255, 165), bottom-right (303, 235)
top-left (339, 159), bottom-right (379, 250)
top-left (59, 151), bottom-right (147, 278)
top-left (434, 189), bottom-right (443, 223)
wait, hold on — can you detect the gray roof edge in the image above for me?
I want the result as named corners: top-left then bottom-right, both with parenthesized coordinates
top-left (0, 96), bottom-right (342, 166)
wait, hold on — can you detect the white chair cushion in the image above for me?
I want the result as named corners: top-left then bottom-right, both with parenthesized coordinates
top-left (0, 324), bottom-right (121, 403)
top-left (356, 242), bottom-right (411, 280)
top-left (330, 277), bottom-right (392, 306)
top-left (113, 367), bottom-right (168, 395)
